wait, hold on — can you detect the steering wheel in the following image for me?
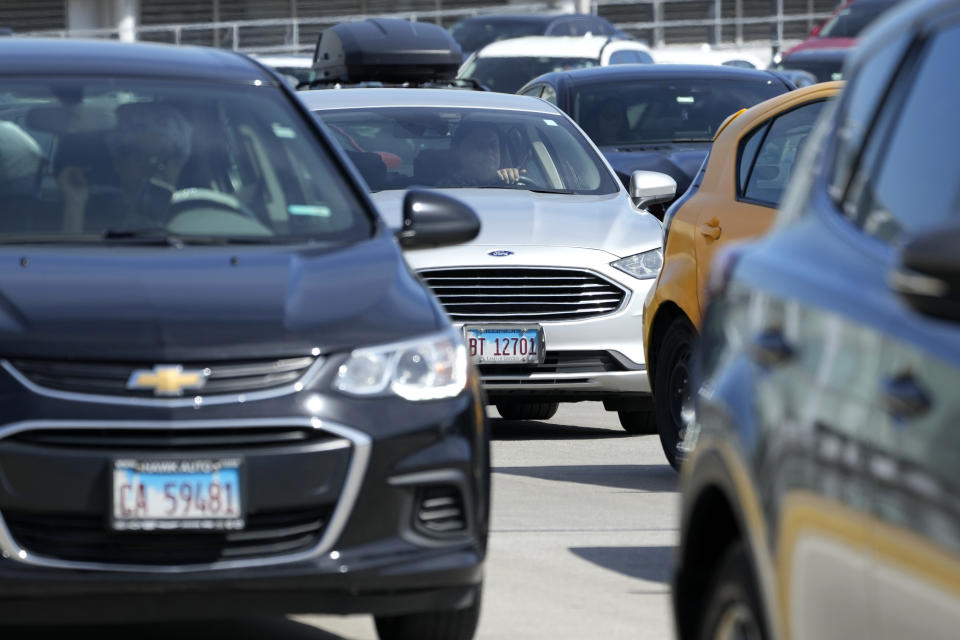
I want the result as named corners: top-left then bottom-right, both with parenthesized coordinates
top-left (167, 187), bottom-right (260, 220)
top-left (165, 187), bottom-right (273, 236)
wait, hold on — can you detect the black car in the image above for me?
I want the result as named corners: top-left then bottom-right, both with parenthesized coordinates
top-left (0, 38), bottom-right (489, 640)
top-left (448, 12), bottom-right (631, 59)
top-left (774, 47), bottom-right (849, 83)
top-left (674, 0), bottom-right (960, 637)
top-left (517, 65), bottom-right (793, 214)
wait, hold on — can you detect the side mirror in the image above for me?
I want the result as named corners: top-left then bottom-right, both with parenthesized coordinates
top-left (629, 170), bottom-right (677, 210)
top-left (397, 188), bottom-right (480, 249)
top-left (890, 226), bottom-right (960, 322)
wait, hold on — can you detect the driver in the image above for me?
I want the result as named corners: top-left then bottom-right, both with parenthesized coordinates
top-left (57, 102), bottom-right (193, 233)
top-left (440, 122), bottom-right (523, 187)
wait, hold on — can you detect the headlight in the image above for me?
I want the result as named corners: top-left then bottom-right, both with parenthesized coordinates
top-left (611, 248), bottom-right (663, 279)
top-left (335, 330), bottom-right (468, 401)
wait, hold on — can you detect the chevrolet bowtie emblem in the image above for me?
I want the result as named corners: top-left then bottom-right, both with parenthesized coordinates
top-left (126, 365), bottom-right (208, 396)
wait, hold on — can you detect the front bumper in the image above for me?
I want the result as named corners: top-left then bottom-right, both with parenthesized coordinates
top-left (0, 354), bottom-right (488, 621)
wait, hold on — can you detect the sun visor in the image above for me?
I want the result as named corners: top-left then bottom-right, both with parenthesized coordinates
top-left (313, 18), bottom-right (463, 85)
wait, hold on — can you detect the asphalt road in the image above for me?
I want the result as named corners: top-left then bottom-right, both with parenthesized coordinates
top-left (4, 402), bottom-right (680, 640)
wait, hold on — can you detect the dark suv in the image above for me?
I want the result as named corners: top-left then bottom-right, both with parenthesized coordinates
top-left (0, 38), bottom-right (488, 640)
top-left (673, 0), bottom-right (960, 638)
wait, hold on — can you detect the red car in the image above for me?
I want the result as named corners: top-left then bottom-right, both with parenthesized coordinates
top-left (782, 0), bottom-right (900, 56)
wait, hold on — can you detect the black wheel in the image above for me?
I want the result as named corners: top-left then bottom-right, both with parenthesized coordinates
top-left (375, 587), bottom-right (482, 640)
top-left (617, 408), bottom-right (658, 434)
top-left (653, 317), bottom-right (696, 470)
top-left (495, 401), bottom-right (559, 421)
top-left (697, 544), bottom-right (767, 640)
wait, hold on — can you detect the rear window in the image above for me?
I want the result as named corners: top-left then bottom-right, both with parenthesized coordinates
top-left (461, 57), bottom-right (598, 93)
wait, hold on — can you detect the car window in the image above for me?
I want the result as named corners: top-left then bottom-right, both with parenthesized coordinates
top-left (460, 56), bottom-right (599, 94)
top-left (572, 77), bottom-right (787, 146)
top-left (737, 122), bottom-right (768, 195)
top-left (548, 19), bottom-right (579, 36)
top-left (827, 33), bottom-right (911, 202)
top-left (541, 85), bottom-right (558, 105)
top-left (841, 25), bottom-right (960, 245)
top-left (520, 85), bottom-right (543, 98)
top-left (819, 1), bottom-right (897, 38)
top-left (609, 49), bottom-right (654, 64)
top-left (741, 100), bottom-right (826, 206)
top-left (0, 79), bottom-right (370, 243)
top-left (450, 18), bottom-right (545, 53)
top-left (316, 106), bottom-right (618, 195)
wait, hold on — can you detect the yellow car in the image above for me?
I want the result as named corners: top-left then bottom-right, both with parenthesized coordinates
top-left (642, 81), bottom-right (842, 469)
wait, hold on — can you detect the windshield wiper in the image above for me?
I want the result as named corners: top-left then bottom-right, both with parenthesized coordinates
top-left (527, 187), bottom-right (575, 195)
top-left (102, 229), bottom-right (277, 245)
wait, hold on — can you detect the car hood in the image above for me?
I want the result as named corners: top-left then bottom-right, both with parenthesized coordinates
top-left (0, 236), bottom-right (440, 361)
top-left (371, 189), bottom-right (662, 258)
top-left (598, 143), bottom-right (711, 198)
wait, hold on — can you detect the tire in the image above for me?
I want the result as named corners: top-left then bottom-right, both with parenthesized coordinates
top-left (617, 409), bottom-right (658, 434)
top-left (495, 401), bottom-right (559, 421)
top-left (375, 587), bottom-right (482, 640)
top-left (696, 544), bottom-right (767, 640)
top-left (653, 317), bottom-right (696, 470)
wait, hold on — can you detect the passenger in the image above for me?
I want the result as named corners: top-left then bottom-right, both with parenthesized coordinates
top-left (441, 122), bottom-right (523, 187)
top-left (57, 102), bottom-right (193, 233)
top-left (585, 98), bottom-right (630, 146)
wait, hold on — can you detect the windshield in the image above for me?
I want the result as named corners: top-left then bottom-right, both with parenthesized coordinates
top-left (0, 78), bottom-right (371, 244)
top-left (449, 19), bottom-right (545, 53)
top-left (316, 106), bottom-right (619, 196)
top-left (460, 56), bottom-right (598, 93)
top-left (571, 77), bottom-right (787, 146)
top-left (819, 2), bottom-right (894, 38)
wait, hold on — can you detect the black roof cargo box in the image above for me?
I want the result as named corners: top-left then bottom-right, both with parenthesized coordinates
top-left (312, 18), bottom-right (462, 85)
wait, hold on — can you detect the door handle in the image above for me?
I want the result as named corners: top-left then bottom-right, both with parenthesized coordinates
top-left (699, 217), bottom-right (722, 241)
top-left (749, 328), bottom-right (793, 367)
top-left (881, 372), bottom-right (931, 420)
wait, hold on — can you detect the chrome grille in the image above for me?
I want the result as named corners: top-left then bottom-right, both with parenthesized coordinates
top-left (419, 267), bottom-right (627, 321)
top-left (7, 356), bottom-right (316, 397)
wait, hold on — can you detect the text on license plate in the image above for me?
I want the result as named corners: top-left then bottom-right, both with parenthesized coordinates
top-left (464, 326), bottom-right (541, 364)
top-left (112, 458), bottom-right (243, 531)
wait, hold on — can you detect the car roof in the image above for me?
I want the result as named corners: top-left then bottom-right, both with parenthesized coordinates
top-left (782, 48), bottom-right (850, 61)
top-left (455, 14), bottom-right (559, 25)
top-left (252, 53), bottom-right (313, 68)
top-left (474, 35), bottom-right (646, 58)
top-left (0, 37), bottom-right (275, 84)
top-left (713, 80), bottom-right (844, 141)
top-left (533, 63), bottom-right (785, 85)
top-left (298, 87), bottom-right (560, 113)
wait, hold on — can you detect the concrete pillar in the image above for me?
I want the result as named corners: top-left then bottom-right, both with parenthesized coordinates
top-left (67, 0), bottom-right (107, 34)
top-left (574, 0), bottom-right (590, 13)
top-left (67, 0), bottom-right (138, 40)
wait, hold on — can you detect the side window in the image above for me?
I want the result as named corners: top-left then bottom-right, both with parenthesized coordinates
top-left (548, 19), bottom-right (577, 36)
top-left (541, 85), bottom-right (558, 105)
top-left (520, 85), bottom-right (543, 98)
top-left (741, 100), bottom-right (826, 206)
top-left (737, 122), bottom-right (769, 195)
top-left (827, 34), bottom-right (911, 201)
top-left (842, 25), bottom-right (960, 245)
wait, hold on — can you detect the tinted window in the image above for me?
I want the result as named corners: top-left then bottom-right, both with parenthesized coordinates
top-left (0, 79), bottom-right (369, 243)
top-left (741, 100), bottom-right (826, 205)
top-left (843, 26), bottom-right (960, 245)
top-left (317, 106), bottom-right (618, 195)
top-left (737, 122), bottom-right (768, 195)
top-left (609, 50), bottom-right (654, 64)
top-left (819, 1), bottom-right (897, 38)
top-left (827, 34), bottom-right (910, 201)
top-left (541, 85), bottom-right (558, 105)
top-left (572, 77), bottom-right (787, 146)
top-left (449, 18), bottom-right (545, 53)
top-left (520, 86), bottom-right (542, 98)
top-left (460, 57), bottom-right (598, 94)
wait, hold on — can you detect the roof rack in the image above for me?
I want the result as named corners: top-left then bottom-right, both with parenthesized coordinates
top-left (300, 18), bottom-right (484, 90)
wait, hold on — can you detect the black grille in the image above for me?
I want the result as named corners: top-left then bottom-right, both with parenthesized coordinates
top-left (419, 268), bottom-right (626, 321)
top-left (415, 486), bottom-right (466, 536)
top-left (479, 350), bottom-right (626, 376)
top-left (8, 426), bottom-right (340, 451)
top-left (3, 507), bottom-right (331, 564)
top-left (8, 356), bottom-right (316, 397)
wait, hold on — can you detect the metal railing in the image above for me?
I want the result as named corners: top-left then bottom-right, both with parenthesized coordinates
top-left (18, 0), bottom-right (832, 53)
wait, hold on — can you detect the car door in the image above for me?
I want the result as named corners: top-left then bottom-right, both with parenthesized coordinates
top-left (694, 98), bottom-right (826, 317)
top-left (825, 19), bottom-right (960, 640)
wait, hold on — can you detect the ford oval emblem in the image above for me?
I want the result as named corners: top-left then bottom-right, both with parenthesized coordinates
top-left (488, 250), bottom-right (514, 257)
